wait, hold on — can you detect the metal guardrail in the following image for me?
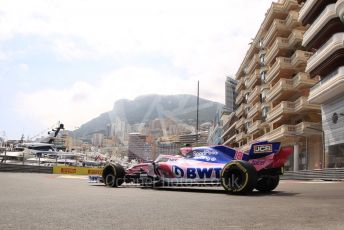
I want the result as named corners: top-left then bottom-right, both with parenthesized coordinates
top-left (0, 164), bottom-right (53, 174)
top-left (282, 168), bottom-right (344, 181)
top-left (0, 163), bottom-right (343, 181)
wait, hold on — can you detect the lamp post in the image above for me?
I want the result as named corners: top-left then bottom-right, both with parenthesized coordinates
top-left (196, 80), bottom-right (199, 145)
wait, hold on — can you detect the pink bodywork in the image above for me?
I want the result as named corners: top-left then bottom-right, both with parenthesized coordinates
top-left (249, 146), bottom-right (293, 171)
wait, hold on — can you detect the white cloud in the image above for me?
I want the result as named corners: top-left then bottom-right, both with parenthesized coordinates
top-left (0, 51), bottom-right (8, 61)
top-left (19, 63), bottom-right (29, 72)
top-left (0, 0), bottom-right (275, 71)
top-left (15, 66), bottom-right (195, 130)
top-left (4, 0), bottom-right (278, 133)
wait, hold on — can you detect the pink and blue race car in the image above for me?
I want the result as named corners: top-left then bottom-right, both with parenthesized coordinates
top-left (96, 141), bottom-right (292, 194)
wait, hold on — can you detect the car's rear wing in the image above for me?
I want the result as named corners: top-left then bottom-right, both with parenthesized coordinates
top-left (248, 141), bottom-right (293, 171)
top-left (248, 141), bottom-right (281, 159)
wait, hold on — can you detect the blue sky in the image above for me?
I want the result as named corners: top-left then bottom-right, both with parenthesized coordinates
top-left (0, 0), bottom-right (275, 139)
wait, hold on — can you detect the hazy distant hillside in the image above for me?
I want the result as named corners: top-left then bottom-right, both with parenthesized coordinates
top-left (74, 94), bottom-right (223, 138)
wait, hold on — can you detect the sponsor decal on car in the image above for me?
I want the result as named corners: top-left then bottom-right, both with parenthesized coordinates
top-left (172, 165), bottom-right (222, 179)
top-left (253, 144), bottom-right (272, 154)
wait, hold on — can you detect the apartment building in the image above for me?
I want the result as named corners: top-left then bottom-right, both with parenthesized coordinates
top-left (231, 0), bottom-right (323, 171)
top-left (178, 132), bottom-right (208, 147)
top-left (299, 0), bottom-right (344, 168)
top-left (221, 112), bottom-right (238, 148)
top-left (225, 77), bottom-right (237, 112)
top-left (128, 133), bottom-right (153, 161)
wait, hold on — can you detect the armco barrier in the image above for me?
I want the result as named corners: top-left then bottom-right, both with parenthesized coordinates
top-left (53, 166), bottom-right (103, 175)
top-left (0, 164), bottom-right (53, 173)
top-left (1, 163), bottom-right (343, 180)
top-left (282, 168), bottom-right (344, 181)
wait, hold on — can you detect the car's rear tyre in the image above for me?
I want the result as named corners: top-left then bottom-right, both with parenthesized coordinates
top-left (221, 160), bottom-right (257, 194)
top-left (102, 163), bottom-right (125, 187)
top-left (255, 175), bottom-right (280, 192)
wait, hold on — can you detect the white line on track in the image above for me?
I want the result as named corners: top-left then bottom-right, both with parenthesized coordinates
top-left (280, 180), bottom-right (342, 184)
top-left (57, 175), bottom-right (89, 180)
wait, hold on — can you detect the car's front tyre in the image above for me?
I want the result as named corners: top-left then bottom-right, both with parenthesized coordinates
top-left (102, 163), bottom-right (125, 187)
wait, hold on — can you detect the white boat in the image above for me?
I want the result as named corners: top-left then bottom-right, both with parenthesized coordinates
top-left (1, 123), bottom-right (65, 165)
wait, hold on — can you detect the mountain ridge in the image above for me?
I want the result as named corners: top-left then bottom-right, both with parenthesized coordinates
top-left (73, 94), bottom-right (224, 138)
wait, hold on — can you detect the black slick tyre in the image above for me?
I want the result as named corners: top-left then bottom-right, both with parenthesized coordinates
top-left (221, 160), bottom-right (257, 194)
top-left (255, 175), bottom-right (280, 192)
top-left (102, 163), bottom-right (125, 187)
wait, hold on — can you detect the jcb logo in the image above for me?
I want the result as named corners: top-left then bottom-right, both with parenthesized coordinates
top-left (254, 144), bottom-right (272, 154)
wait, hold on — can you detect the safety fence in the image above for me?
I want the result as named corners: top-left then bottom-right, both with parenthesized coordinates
top-left (0, 164), bottom-right (53, 173)
top-left (1, 163), bottom-right (343, 180)
top-left (282, 168), bottom-right (344, 181)
top-left (0, 164), bottom-right (103, 175)
top-left (53, 166), bottom-right (102, 175)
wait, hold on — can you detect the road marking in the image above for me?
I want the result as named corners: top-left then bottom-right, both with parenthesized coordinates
top-left (57, 175), bottom-right (88, 180)
top-left (280, 180), bottom-right (342, 184)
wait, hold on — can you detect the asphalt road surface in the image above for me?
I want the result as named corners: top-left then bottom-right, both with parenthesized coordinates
top-left (0, 173), bottom-right (343, 230)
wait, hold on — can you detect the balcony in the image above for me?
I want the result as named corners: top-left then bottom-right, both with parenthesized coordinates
top-left (235, 132), bottom-right (245, 142)
top-left (235, 103), bottom-right (245, 118)
top-left (246, 54), bottom-right (259, 75)
top-left (260, 83), bottom-right (269, 92)
top-left (291, 50), bottom-right (313, 69)
top-left (261, 2), bottom-right (286, 32)
top-left (222, 121), bottom-right (236, 145)
top-left (267, 97), bottom-right (320, 122)
top-left (285, 11), bottom-right (301, 28)
top-left (291, 72), bottom-right (317, 89)
top-left (266, 78), bottom-right (294, 102)
top-left (247, 86), bottom-right (261, 104)
top-left (282, 0), bottom-right (299, 12)
top-left (265, 57), bottom-right (293, 83)
top-left (266, 73), bottom-right (316, 103)
top-left (294, 96), bottom-right (320, 111)
top-left (246, 70), bottom-right (260, 89)
top-left (265, 37), bottom-right (290, 65)
top-left (288, 29), bottom-right (304, 48)
top-left (263, 19), bottom-right (290, 49)
top-left (235, 78), bottom-right (244, 92)
top-left (245, 76), bottom-right (252, 88)
top-left (309, 66), bottom-right (344, 104)
top-left (223, 134), bottom-right (236, 146)
top-left (267, 101), bottom-right (294, 122)
top-left (237, 43), bottom-right (259, 79)
top-left (247, 103), bottom-right (261, 119)
top-left (235, 67), bottom-right (245, 80)
top-left (306, 33), bottom-right (344, 77)
top-left (235, 90), bottom-right (246, 105)
top-left (261, 122), bottom-right (321, 141)
top-left (260, 0), bottom-right (298, 33)
top-left (302, 4), bottom-right (336, 48)
top-left (244, 45), bottom-right (259, 71)
top-left (235, 117), bottom-right (245, 129)
top-left (222, 118), bottom-right (236, 138)
top-left (247, 120), bottom-right (262, 134)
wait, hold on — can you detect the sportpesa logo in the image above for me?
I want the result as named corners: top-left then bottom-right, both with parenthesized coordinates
top-left (253, 144), bottom-right (272, 154)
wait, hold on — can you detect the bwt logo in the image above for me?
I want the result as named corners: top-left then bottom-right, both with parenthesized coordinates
top-left (253, 144), bottom-right (272, 154)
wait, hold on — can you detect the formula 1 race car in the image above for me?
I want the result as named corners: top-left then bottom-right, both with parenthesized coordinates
top-left (95, 141), bottom-right (292, 194)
